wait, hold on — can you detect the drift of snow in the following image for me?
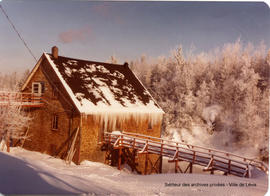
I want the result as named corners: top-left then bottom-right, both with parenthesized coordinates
top-left (111, 130), bottom-right (122, 135)
top-left (0, 147), bottom-right (268, 196)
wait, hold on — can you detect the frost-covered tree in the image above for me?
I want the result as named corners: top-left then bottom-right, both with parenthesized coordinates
top-left (0, 70), bottom-right (32, 151)
top-left (131, 40), bottom-right (269, 160)
top-left (0, 71), bottom-right (27, 91)
top-left (108, 55), bottom-right (118, 64)
top-left (0, 102), bottom-right (31, 152)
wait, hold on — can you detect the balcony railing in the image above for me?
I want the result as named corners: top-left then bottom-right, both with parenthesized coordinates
top-left (0, 91), bottom-right (44, 107)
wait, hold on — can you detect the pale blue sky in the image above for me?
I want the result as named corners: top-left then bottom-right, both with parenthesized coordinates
top-left (0, 1), bottom-right (269, 73)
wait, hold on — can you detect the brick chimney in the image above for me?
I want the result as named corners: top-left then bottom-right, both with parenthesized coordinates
top-left (52, 46), bottom-right (58, 59)
top-left (123, 62), bottom-right (129, 68)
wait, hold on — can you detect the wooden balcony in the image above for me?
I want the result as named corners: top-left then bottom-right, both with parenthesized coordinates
top-left (0, 91), bottom-right (44, 107)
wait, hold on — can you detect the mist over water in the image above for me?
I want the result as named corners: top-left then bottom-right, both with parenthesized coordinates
top-left (165, 103), bottom-right (268, 160)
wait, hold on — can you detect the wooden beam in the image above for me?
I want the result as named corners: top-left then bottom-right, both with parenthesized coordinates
top-left (54, 127), bottom-right (78, 157)
top-left (172, 150), bottom-right (179, 160)
top-left (244, 164), bottom-right (250, 178)
top-left (144, 152), bottom-right (148, 175)
top-left (139, 141), bottom-right (148, 154)
top-left (6, 132), bottom-right (10, 153)
top-left (66, 127), bottom-right (79, 164)
top-left (175, 160), bottom-right (178, 173)
top-left (203, 157), bottom-right (214, 171)
top-left (228, 160), bottom-right (231, 174)
top-left (113, 137), bottom-right (120, 148)
top-left (118, 148), bottom-right (122, 170)
top-left (148, 156), bottom-right (161, 174)
top-left (159, 155), bottom-right (162, 174)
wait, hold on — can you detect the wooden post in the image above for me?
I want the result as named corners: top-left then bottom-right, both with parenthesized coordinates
top-left (245, 164), bottom-right (250, 178)
top-left (118, 148), bottom-right (122, 170)
top-left (160, 141), bottom-right (164, 156)
top-left (175, 160), bottom-right (178, 173)
top-left (159, 155), bottom-right (163, 174)
top-left (210, 155), bottom-right (214, 174)
top-left (144, 152), bottom-right (148, 175)
top-left (175, 143), bottom-right (179, 173)
top-left (6, 132), bottom-right (10, 153)
top-left (133, 138), bottom-right (135, 149)
top-left (132, 150), bottom-right (136, 172)
top-left (118, 134), bottom-right (123, 170)
top-left (144, 140), bottom-right (149, 175)
top-left (159, 141), bottom-right (163, 174)
top-left (190, 151), bottom-right (195, 173)
top-left (66, 127), bottom-right (79, 164)
top-left (228, 160), bottom-right (231, 174)
top-left (189, 163), bottom-right (193, 173)
top-left (21, 127), bottom-right (29, 148)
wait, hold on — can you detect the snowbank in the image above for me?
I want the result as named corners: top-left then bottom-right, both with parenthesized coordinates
top-left (0, 147), bottom-right (268, 195)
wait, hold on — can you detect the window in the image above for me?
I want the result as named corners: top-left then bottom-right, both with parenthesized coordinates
top-left (32, 82), bottom-right (45, 95)
top-left (32, 82), bottom-right (40, 94)
top-left (52, 115), bottom-right (59, 130)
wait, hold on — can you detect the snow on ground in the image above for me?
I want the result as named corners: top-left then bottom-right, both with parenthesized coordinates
top-left (0, 147), bottom-right (268, 196)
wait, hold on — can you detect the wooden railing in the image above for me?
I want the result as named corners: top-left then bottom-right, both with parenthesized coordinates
top-left (0, 91), bottom-right (44, 107)
top-left (103, 131), bottom-right (268, 178)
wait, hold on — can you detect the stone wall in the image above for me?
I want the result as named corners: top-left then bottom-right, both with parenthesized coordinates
top-left (22, 57), bottom-right (81, 163)
top-left (79, 114), bottom-right (163, 174)
top-left (21, 56), bottom-right (163, 172)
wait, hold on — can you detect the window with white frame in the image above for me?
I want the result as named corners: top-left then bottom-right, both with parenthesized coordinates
top-left (32, 82), bottom-right (44, 95)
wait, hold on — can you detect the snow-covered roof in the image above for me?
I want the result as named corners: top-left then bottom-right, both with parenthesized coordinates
top-left (44, 53), bottom-right (164, 115)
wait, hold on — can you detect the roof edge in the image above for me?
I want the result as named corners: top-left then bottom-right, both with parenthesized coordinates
top-left (21, 54), bottom-right (45, 91)
top-left (43, 53), bottom-right (82, 113)
top-left (130, 69), bottom-right (165, 114)
top-left (45, 52), bottom-right (125, 68)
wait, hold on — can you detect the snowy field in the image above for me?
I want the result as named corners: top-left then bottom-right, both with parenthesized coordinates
top-left (0, 147), bottom-right (268, 196)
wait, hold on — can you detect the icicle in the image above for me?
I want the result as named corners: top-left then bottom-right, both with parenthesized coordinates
top-left (88, 110), bottom-right (163, 133)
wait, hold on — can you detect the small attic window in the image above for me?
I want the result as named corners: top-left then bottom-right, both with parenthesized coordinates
top-left (32, 82), bottom-right (44, 95)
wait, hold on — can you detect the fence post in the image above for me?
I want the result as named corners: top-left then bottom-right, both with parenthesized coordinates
top-left (144, 140), bottom-right (149, 175)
